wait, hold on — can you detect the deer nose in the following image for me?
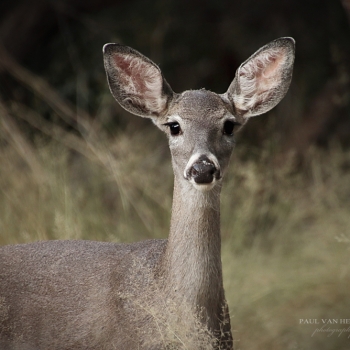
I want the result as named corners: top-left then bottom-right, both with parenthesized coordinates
top-left (188, 156), bottom-right (220, 184)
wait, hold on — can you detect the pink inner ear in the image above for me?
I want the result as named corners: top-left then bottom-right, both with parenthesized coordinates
top-left (233, 47), bottom-right (289, 114)
top-left (113, 54), bottom-right (149, 94)
top-left (113, 55), bottom-right (133, 75)
top-left (239, 48), bottom-right (287, 98)
top-left (110, 52), bottom-right (166, 115)
top-left (253, 49), bottom-right (285, 86)
top-left (261, 54), bottom-right (283, 78)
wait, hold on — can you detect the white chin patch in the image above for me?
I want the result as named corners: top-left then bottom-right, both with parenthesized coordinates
top-left (190, 179), bottom-right (216, 192)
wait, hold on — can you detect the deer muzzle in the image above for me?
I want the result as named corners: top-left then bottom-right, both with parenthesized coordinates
top-left (185, 155), bottom-right (221, 185)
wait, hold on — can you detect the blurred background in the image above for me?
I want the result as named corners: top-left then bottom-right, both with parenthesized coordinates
top-left (0, 0), bottom-right (350, 349)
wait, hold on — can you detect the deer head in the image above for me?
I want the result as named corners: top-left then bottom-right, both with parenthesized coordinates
top-left (103, 38), bottom-right (295, 191)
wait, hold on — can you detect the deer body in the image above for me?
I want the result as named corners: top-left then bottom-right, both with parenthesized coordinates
top-left (0, 38), bottom-right (295, 349)
top-left (0, 239), bottom-right (167, 349)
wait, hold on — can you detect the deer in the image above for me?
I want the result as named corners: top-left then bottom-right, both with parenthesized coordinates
top-left (0, 37), bottom-right (295, 349)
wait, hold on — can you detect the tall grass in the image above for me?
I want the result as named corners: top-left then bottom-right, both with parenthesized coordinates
top-left (0, 123), bottom-right (350, 349)
top-left (222, 146), bottom-right (350, 350)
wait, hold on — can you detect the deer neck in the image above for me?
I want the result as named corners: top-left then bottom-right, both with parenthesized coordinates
top-left (162, 175), bottom-right (224, 312)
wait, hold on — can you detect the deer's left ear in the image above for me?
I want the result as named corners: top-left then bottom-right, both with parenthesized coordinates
top-left (103, 44), bottom-right (174, 118)
top-left (225, 37), bottom-right (295, 119)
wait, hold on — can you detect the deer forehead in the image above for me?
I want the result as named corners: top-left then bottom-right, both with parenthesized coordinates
top-left (168, 90), bottom-right (231, 123)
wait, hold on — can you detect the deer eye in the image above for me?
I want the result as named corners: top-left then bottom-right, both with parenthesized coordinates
top-left (165, 122), bottom-right (182, 136)
top-left (223, 120), bottom-right (237, 136)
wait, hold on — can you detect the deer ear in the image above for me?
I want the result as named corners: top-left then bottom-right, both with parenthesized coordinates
top-left (225, 37), bottom-right (295, 119)
top-left (103, 44), bottom-right (174, 118)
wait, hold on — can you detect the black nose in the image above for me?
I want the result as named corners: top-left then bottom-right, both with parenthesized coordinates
top-left (188, 156), bottom-right (219, 184)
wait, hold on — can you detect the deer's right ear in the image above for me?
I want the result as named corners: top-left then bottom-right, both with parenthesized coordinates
top-left (103, 44), bottom-right (174, 118)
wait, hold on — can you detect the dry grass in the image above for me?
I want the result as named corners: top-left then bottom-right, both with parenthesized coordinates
top-left (118, 259), bottom-right (218, 349)
top-left (0, 120), bottom-right (350, 349)
top-left (222, 146), bottom-right (350, 350)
